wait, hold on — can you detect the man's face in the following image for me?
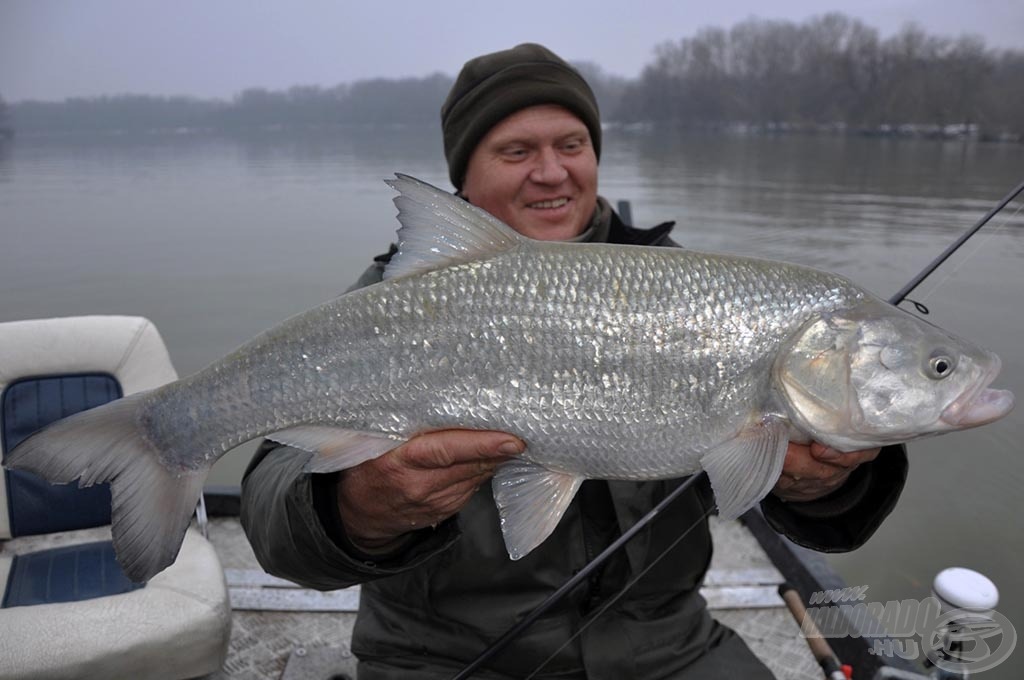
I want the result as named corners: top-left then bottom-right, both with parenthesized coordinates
top-left (461, 104), bottom-right (598, 241)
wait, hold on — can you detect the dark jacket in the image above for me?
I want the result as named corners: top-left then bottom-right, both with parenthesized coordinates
top-left (241, 209), bottom-right (908, 679)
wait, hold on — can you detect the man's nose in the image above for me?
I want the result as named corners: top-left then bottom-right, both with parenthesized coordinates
top-left (529, 147), bottom-right (569, 184)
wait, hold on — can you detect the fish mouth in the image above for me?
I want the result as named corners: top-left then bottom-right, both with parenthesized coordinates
top-left (940, 353), bottom-right (1015, 427)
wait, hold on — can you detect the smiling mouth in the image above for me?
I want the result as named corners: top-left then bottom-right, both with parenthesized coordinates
top-left (527, 198), bottom-right (569, 209)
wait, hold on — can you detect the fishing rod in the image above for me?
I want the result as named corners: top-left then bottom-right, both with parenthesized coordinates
top-left (451, 179), bottom-right (1024, 680)
top-left (449, 472), bottom-right (706, 680)
top-left (779, 584), bottom-right (851, 680)
top-left (889, 178), bottom-right (1024, 309)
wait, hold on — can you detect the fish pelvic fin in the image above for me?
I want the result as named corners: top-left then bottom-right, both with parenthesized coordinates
top-left (701, 415), bottom-right (790, 520)
top-left (3, 393), bottom-right (207, 583)
top-left (267, 426), bottom-right (405, 473)
top-left (382, 174), bottom-right (524, 280)
top-left (492, 460), bottom-right (584, 560)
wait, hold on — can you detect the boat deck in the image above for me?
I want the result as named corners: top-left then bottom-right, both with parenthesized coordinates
top-left (205, 516), bottom-right (824, 680)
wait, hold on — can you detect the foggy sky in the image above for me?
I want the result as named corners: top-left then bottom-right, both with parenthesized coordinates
top-left (2, 0), bottom-right (1023, 102)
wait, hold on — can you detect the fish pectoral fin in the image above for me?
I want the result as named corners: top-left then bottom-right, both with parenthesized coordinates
top-left (701, 416), bottom-right (790, 520)
top-left (382, 174), bottom-right (525, 280)
top-left (491, 461), bottom-right (584, 560)
top-left (268, 426), bottom-right (405, 473)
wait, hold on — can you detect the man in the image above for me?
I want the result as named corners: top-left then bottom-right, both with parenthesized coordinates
top-left (241, 43), bottom-right (907, 679)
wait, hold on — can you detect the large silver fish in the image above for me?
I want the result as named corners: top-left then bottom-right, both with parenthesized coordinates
top-left (5, 175), bottom-right (1014, 582)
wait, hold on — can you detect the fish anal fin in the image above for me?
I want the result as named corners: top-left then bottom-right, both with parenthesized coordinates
top-left (491, 460), bottom-right (583, 560)
top-left (269, 426), bottom-right (405, 473)
top-left (382, 174), bottom-right (524, 280)
top-left (701, 416), bottom-right (790, 520)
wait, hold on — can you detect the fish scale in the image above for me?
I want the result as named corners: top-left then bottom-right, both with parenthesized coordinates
top-left (5, 173), bottom-right (1012, 581)
top-left (147, 243), bottom-right (842, 478)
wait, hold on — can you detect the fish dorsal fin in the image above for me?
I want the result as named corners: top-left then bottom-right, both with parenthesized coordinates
top-left (382, 173), bottom-right (524, 280)
top-left (268, 426), bottom-right (405, 473)
top-left (491, 460), bottom-right (584, 560)
top-left (701, 415), bottom-right (790, 519)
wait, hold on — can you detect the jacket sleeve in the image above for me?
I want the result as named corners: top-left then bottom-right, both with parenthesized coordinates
top-left (759, 443), bottom-right (908, 552)
top-left (240, 439), bottom-right (460, 590)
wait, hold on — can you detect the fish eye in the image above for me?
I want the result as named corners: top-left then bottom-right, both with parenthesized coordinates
top-left (927, 353), bottom-right (956, 379)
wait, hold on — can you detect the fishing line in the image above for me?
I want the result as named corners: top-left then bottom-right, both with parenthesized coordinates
top-left (913, 198), bottom-right (1024, 308)
top-left (522, 504), bottom-right (715, 680)
top-left (449, 472), bottom-right (707, 680)
top-left (889, 178), bottom-right (1024, 308)
top-left (453, 178), bottom-right (1024, 680)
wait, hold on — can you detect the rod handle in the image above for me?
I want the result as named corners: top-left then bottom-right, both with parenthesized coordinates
top-left (779, 583), bottom-right (850, 679)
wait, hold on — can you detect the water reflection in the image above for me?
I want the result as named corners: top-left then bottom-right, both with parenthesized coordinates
top-left (603, 130), bottom-right (1023, 291)
top-left (0, 138), bottom-right (12, 183)
top-left (2, 129), bottom-right (1022, 680)
top-left (228, 125), bottom-right (445, 182)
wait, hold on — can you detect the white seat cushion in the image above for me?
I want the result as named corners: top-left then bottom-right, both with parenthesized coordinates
top-left (0, 527), bottom-right (230, 679)
top-left (0, 316), bottom-right (230, 679)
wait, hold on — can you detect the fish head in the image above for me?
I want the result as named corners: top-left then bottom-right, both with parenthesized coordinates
top-left (774, 298), bottom-right (1014, 451)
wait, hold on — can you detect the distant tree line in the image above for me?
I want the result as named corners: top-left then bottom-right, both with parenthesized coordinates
top-left (0, 94), bottom-right (13, 138)
top-left (10, 94), bottom-right (222, 134)
top-left (6, 73), bottom-right (457, 135)
top-left (615, 14), bottom-right (1023, 139)
top-left (6, 13), bottom-right (1023, 140)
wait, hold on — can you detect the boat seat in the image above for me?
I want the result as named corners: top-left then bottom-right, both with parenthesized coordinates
top-left (0, 315), bottom-right (230, 680)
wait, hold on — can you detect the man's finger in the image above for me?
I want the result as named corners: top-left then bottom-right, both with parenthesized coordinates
top-left (418, 457), bottom-right (507, 489)
top-left (397, 430), bottom-right (525, 469)
top-left (810, 443), bottom-right (880, 467)
top-left (783, 456), bottom-right (844, 485)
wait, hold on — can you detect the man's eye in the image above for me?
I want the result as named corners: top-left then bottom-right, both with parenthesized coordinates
top-left (561, 140), bottom-right (590, 156)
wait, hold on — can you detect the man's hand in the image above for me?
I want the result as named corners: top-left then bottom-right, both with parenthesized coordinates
top-left (772, 441), bottom-right (881, 503)
top-left (337, 429), bottom-right (524, 552)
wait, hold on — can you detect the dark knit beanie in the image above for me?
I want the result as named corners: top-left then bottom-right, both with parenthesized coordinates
top-left (441, 43), bottom-right (602, 190)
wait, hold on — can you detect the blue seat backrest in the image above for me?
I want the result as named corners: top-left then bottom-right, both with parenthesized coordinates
top-left (2, 374), bottom-right (122, 537)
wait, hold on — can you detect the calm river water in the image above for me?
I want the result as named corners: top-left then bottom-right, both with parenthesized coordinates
top-left (1, 128), bottom-right (1021, 676)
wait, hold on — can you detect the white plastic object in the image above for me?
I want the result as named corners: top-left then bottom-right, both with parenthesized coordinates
top-left (932, 567), bottom-right (999, 613)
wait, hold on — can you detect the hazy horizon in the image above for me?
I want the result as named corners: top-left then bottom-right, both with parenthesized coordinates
top-left (3, 0), bottom-right (1023, 103)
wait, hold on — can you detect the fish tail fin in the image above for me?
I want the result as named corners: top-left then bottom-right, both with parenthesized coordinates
top-left (4, 393), bottom-right (207, 582)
